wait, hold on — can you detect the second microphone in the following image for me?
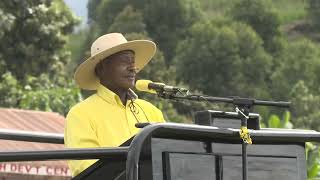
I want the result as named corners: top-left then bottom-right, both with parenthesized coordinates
top-left (135, 80), bottom-right (188, 94)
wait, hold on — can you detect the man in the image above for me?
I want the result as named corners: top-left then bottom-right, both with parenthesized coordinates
top-left (64, 33), bottom-right (165, 176)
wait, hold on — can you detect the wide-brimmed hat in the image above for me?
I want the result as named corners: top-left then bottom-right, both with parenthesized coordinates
top-left (74, 33), bottom-right (156, 90)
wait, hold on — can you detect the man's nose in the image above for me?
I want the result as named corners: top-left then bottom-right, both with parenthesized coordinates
top-left (127, 63), bottom-right (137, 72)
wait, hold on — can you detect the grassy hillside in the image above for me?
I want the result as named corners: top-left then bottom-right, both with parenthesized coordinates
top-left (198, 0), bottom-right (320, 43)
top-left (199, 0), bottom-right (307, 24)
top-left (270, 0), bottom-right (307, 24)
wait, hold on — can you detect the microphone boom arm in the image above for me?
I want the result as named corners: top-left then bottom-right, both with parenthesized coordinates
top-left (158, 93), bottom-right (291, 108)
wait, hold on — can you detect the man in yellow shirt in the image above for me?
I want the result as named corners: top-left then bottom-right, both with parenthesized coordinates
top-left (64, 33), bottom-right (165, 176)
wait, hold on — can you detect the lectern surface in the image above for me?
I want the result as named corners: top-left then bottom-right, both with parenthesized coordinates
top-left (151, 138), bottom-right (306, 180)
top-left (72, 123), bottom-right (320, 180)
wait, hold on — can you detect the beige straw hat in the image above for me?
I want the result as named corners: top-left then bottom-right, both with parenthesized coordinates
top-left (74, 33), bottom-right (156, 90)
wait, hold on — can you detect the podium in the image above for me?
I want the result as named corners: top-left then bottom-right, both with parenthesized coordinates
top-left (73, 121), bottom-right (320, 180)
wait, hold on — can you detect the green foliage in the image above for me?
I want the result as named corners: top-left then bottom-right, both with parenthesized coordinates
top-left (87, 0), bottom-right (102, 23)
top-left (0, 0), bottom-right (81, 116)
top-left (268, 38), bottom-right (320, 132)
top-left (271, 0), bottom-right (307, 24)
top-left (0, 72), bottom-right (82, 115)
top-left (289, 81), bottom-right (320, 131)
top-left (307, 0), bottom-right (320, 29)
top-left (93, 0), bottom-right (128, 28)
top-left (0, 8), bottom-right (15, 38)
top-left (0, 72), bottom-right (22, 107)
top-left (282, 110), bottom-right (293, 129)
top-left (198, 0), bottom-right (236, 18)
top-left (267, 114), bottom-right (281, 128)
top-left (138, 0), bottom-right (203, 61)
top-left (271, 39), bottom-right (320, 99)
top-left (306, 142), bottom-right (320, 179)
top-left (199, 0), bottom-right (307, 25)
top-left (108, 5), bottom-right (147, 34)
top-left (0, 0), bottom-right (79, 80)
top-left (174, 19), bottom-right (272, 98)
top-left (65, 28), bottom-right (91, 75)
top-left (229, 0), bottom-right (282, 53)
top-left (20, 74), bottom-right (82, 115)
top-left (267, 111), bottom-right (293, 129)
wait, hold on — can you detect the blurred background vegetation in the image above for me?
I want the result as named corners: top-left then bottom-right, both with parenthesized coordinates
top-left (0, 0), bottom-right (319, 178)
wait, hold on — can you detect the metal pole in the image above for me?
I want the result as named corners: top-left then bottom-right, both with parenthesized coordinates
top-left (0, 147), bottom-right (129, 162)
top-left (242, 140), bottom-right (247, 180)
top-left (0, 128), bottom-right (64, 144)
top-left (236, 107), bottom-right (252, 180)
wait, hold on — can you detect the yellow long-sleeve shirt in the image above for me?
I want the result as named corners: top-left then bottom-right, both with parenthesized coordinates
top-left (64, 84), bottom-right (165, 176)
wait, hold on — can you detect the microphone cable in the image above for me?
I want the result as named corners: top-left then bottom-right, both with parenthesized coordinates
top-left (128, 99), bottom-right (150, 124)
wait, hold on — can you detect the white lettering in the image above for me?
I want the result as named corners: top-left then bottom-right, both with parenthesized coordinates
top-left (0, 164), bottom-right (7, 171)
top-left (0, 163), bottom-right (71, 176)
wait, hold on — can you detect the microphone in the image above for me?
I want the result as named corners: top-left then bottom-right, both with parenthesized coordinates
top-left (135, 80), bottom-right (188, 94)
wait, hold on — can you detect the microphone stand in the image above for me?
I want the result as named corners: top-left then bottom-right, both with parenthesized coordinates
top-left (155, 91), bottom-right (290, 180)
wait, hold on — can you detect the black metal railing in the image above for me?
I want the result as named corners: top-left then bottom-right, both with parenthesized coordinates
top-left (0, 128), bottom-right (64, 144)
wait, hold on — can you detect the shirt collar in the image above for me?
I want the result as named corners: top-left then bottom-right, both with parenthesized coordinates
top-left (97, 84), bottom-right (138, 105)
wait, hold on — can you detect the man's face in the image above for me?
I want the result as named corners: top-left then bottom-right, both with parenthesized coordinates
top-left (97, 50), bottom-right (136, 90)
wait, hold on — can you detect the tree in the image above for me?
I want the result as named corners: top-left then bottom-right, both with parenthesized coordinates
top-left (108, 5), bottom-right (147, 35)
top-left (0, 0), bottom-right (81, 116)
top-left (263, 39), bottom-right (320, 130)
top-left (289, 81), bottom-right (320, 131)
top-left (0, 72), bottom-right (21, 108)
top-left (136, 0), bottom-right (203, 62)
top-left (306, 142), bottom-right (320, 179)
top-left (19, 74), bottom-right (82, 115)
top-left (229, 0), bottom-right (282, 54)
top-left (90, 0), bottom-right (128, 28)
top-left (265, 111), bottom-right (293, 129)
top-left (87, 0), bottom-right (102, 24)
top-left (270, 39), bottom-right (320, 99)
top-left (0, 72), bottom-right (82, 115)
top-left (307, 0), bottom-right (320, 29)
top-left (174, 19), bottom-right (272, 98)
top-left (0, 0), bottom-right (79, 80)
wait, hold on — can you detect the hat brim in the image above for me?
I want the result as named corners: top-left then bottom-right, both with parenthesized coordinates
top-left (74, 40), bottom-right (156, 90)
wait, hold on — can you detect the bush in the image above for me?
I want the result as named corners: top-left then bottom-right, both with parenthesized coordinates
top-left (307, 0), bottom-right (320, 29)
top-left (174, 19), bottom-right (272, 98)
top-left (229, 0), bottom-right (281, 53)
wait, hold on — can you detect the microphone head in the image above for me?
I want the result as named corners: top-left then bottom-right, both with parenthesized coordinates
top-left (135, 80), bottom-right (157, 94)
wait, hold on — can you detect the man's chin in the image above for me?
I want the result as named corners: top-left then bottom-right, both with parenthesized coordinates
top-left (123, 80), bottom-right (135, 89)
